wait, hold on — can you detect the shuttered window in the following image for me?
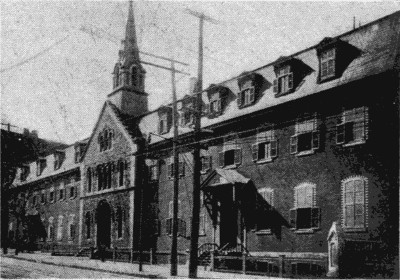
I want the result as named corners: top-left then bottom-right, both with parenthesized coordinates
top-left (290, 183), bottom-right (320, 230)
top-left (342, 176), bottom-right (368, 230)
top-left (336, 107), bottom-right (368, 145)
top-left (291, 116), bottom-right (319, 155)
top-left (252, 130), bottom-right (278, 162)
top-left (273, 65), bottom-right (293, 95)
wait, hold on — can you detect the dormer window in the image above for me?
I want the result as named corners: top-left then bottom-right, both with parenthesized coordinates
top-left (317, 37), bottom-right (360, 83)
top-left (237, 72), bottom-right (264, 108)
top-left (74, 142), bottom-right (86, 163)
top-left (159, 113), bottom-right (168, 134)
top-left (274, 65), bottom-right (293, 95)
top-left (36, 158), bottom-right (46, 176)
top-left (158, 107), bottom-right (172, 135)
top-left (98, 128), bottom-right (113, 152)
top-left (273, 57), bottom-right (312, 97)
top-left (210, 98), bottom-right (222, 114)
top-left (206, 85), bottom-right (230, 118)
top-left (320, 48), bottom-right (336, 80)
top-left (180, 111), bottom-right (193, 127)
top-left (54, 151), bottom-right (65, 170)
top-left (238, 87), bottom-right (255, 107)
top-left (20, 165), bottom-right (30, 181)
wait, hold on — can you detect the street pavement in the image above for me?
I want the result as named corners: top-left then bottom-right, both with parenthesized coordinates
top-left (1, 256), bottom-right (135, 278)
top-left (1, 250), bottom-right (271, 279)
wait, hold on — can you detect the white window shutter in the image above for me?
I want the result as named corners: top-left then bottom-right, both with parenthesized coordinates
top-left (336, 124), bottom-right (345, 144)
top-left (271, 139), bottom-right (278, 158)
top-left (288, 73), bottom-right (294, 90)
top-left (290, 135), bottom-right (298, 154)
top-left (252, 144), bottom-right (259, 162)
top-left (249, 87), bottom-right (255, 103)
top-left (234, 148), bottom-right (242, 165)
top-left (218, 152), bottom-right (225, 167)
top-left (237, 92), bottom-right (243, 107)
top-left (273, 79), bottom-right (278, 93)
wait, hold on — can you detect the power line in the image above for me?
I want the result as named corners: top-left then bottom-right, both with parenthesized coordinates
top-left (0, 34), bottom-right (71, 74)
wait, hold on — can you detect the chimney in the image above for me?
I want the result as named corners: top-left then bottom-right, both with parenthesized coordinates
top-left (189, 77), bottom-right (198, 95)
top-left (31, 130), bottom-right (38, 138)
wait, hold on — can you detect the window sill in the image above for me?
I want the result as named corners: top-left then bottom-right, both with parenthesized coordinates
top-left (255, 229), bottom-right (272, 235)
top-left (295, 150), bottom-right (315, 157)
top-left (275, 89), bottom-right (294, 98)
top-left (255, 158), bottom-right (274, 164)
top-left (291, 228), bottom-right (320, 234)
top-left (200, 169), bottom-right (210, 175)
top-left (342, 140), bottom-right (366, 147)
top-left (238, 102), bottom-right (255, 109)
top-left (343, 227), bottom-right (367, 233)
top-left (223, 164), bottom-right (239, 170)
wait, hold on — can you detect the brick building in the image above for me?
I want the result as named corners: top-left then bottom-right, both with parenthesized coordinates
top-left (9, 140), bottom-right (87, 251)
top-left (137, 11), bottom-right (399, 278)
top-left (7, 5), bottom-right (399, 278)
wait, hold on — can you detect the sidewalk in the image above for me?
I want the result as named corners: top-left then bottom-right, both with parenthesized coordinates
top-left (1, 250), bottom-right (273, 279)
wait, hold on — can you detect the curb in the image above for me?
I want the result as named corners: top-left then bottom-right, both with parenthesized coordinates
top-left (2, 254), bottom-right (162, 279)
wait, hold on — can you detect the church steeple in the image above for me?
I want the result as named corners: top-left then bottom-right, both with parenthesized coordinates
top-left (123, 0), bottom-right (140, 64)
top-left (109, 0), bottom-right (148, 117)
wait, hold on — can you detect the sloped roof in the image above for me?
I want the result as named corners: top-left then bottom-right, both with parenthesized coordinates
top-left (12, 140), bottom-right (87, 186)
top-left (107, 101), bottom-right (140, 140)
top-left (139, 11), bottom-right (400, 145)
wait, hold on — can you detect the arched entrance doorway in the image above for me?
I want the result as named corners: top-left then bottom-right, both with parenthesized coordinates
top-left (96, 200), bottom-right (111, 248)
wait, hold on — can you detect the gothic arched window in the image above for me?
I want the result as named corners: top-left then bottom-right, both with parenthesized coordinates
top-left (130, 65), bottom-right (140, 88)
top-left (85, 212), bottom-right (91, 239)
top-left (87, 168), bottom-right (92, 193)
top-left (113, 64), bottom-right (120, 89)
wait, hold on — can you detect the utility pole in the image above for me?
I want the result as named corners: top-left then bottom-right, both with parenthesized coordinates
top-left (130, 55), bottom-right (188, 274)
top-left (170, 60), bottom-right (180, 276)
top-left (186, 9), bottom-right (218, 279)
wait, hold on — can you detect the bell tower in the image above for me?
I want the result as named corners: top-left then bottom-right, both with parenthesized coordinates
top-left (108, 1), bottom-right (148, 117)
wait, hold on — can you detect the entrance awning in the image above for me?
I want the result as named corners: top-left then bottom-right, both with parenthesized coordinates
top-left (201, 168), bottom-right (250, 189)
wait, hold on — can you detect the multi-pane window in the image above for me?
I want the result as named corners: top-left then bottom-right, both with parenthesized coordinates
top-left (68, 215), bottom-right (75, 240)
top-left (252, 130), bottom-right (278, 162)
top-left (149, 164), bottom-right (158, 181)
top-left (201, 156), bottom-right (211, 173)
top-left (36, 159), bottom-right (46, 176)
top-left (116, 207), bottom-right (123, 239)
top-left (237, 86), bottom-right (255, 107)
top-left (336, 106), bottom-right (368, 145)
top-left (48, 217), bottom-right (54, 240)
top-left (85, 212), bottom-right (91, 239)
top-left (41, 191), bottom-right (46, 204)
top-left (219, 140), bottom-right (241, 168)
top-left (180, 111), bottom-right (193, 126)
top-left (342, 176), bottom-right (367, 230)
top-left (49, 188), bottom-right (55, 203)
top-left (87, 168), bottom-right (92, 192)
top-left (274, 65), bottom-right (293, 95)
top-left (57, 215), bottom-right (64, 241)
top-left (54, 152), bottom-right (64, 170)
top-left (59, 184), bottom-right (65, 201)
top-left (166, 201), bottom-right (186, 237)
top-left (167, 158), bottom-right (185, 179)
top-left (291, 116), bottom-right (319, 155)
top-left (119, 161), bottom-right (125, 187)
top-left (32, 195), bottom-right (37, 206)
top-left (256, 188), bottom-right (275, 233)
top-left (320, 48), bottom-right (336, 80)
top-left (159, 114), bottom-right (168, 134)
top-left (98, 129), bottom-right (113, 152)
top-left (199, 213), bottom-right (206, 236)
top-left (290, 183), bottom-right (320, 230)
top-left (20, 166), bottom-right (30, 181)
top-left (69, 185), bottom-right (75, 199)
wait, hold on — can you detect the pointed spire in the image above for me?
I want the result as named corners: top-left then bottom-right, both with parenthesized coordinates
top-left (124, 0), bottom-right (140, 63)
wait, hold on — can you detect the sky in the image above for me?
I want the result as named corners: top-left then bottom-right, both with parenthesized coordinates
top-left (1, 1), bottom-right (399, 144)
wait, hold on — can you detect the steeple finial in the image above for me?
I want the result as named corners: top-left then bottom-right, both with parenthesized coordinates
top-left (124, 0), bottom-right (140, 63)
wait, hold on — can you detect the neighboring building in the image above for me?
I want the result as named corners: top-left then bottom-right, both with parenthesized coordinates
top-left (9, 140), bottom-right (87, 251)
top-left (2, 125), bottom-right (68, 252)
top-left (137, 11), bottom-right (399, 278)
